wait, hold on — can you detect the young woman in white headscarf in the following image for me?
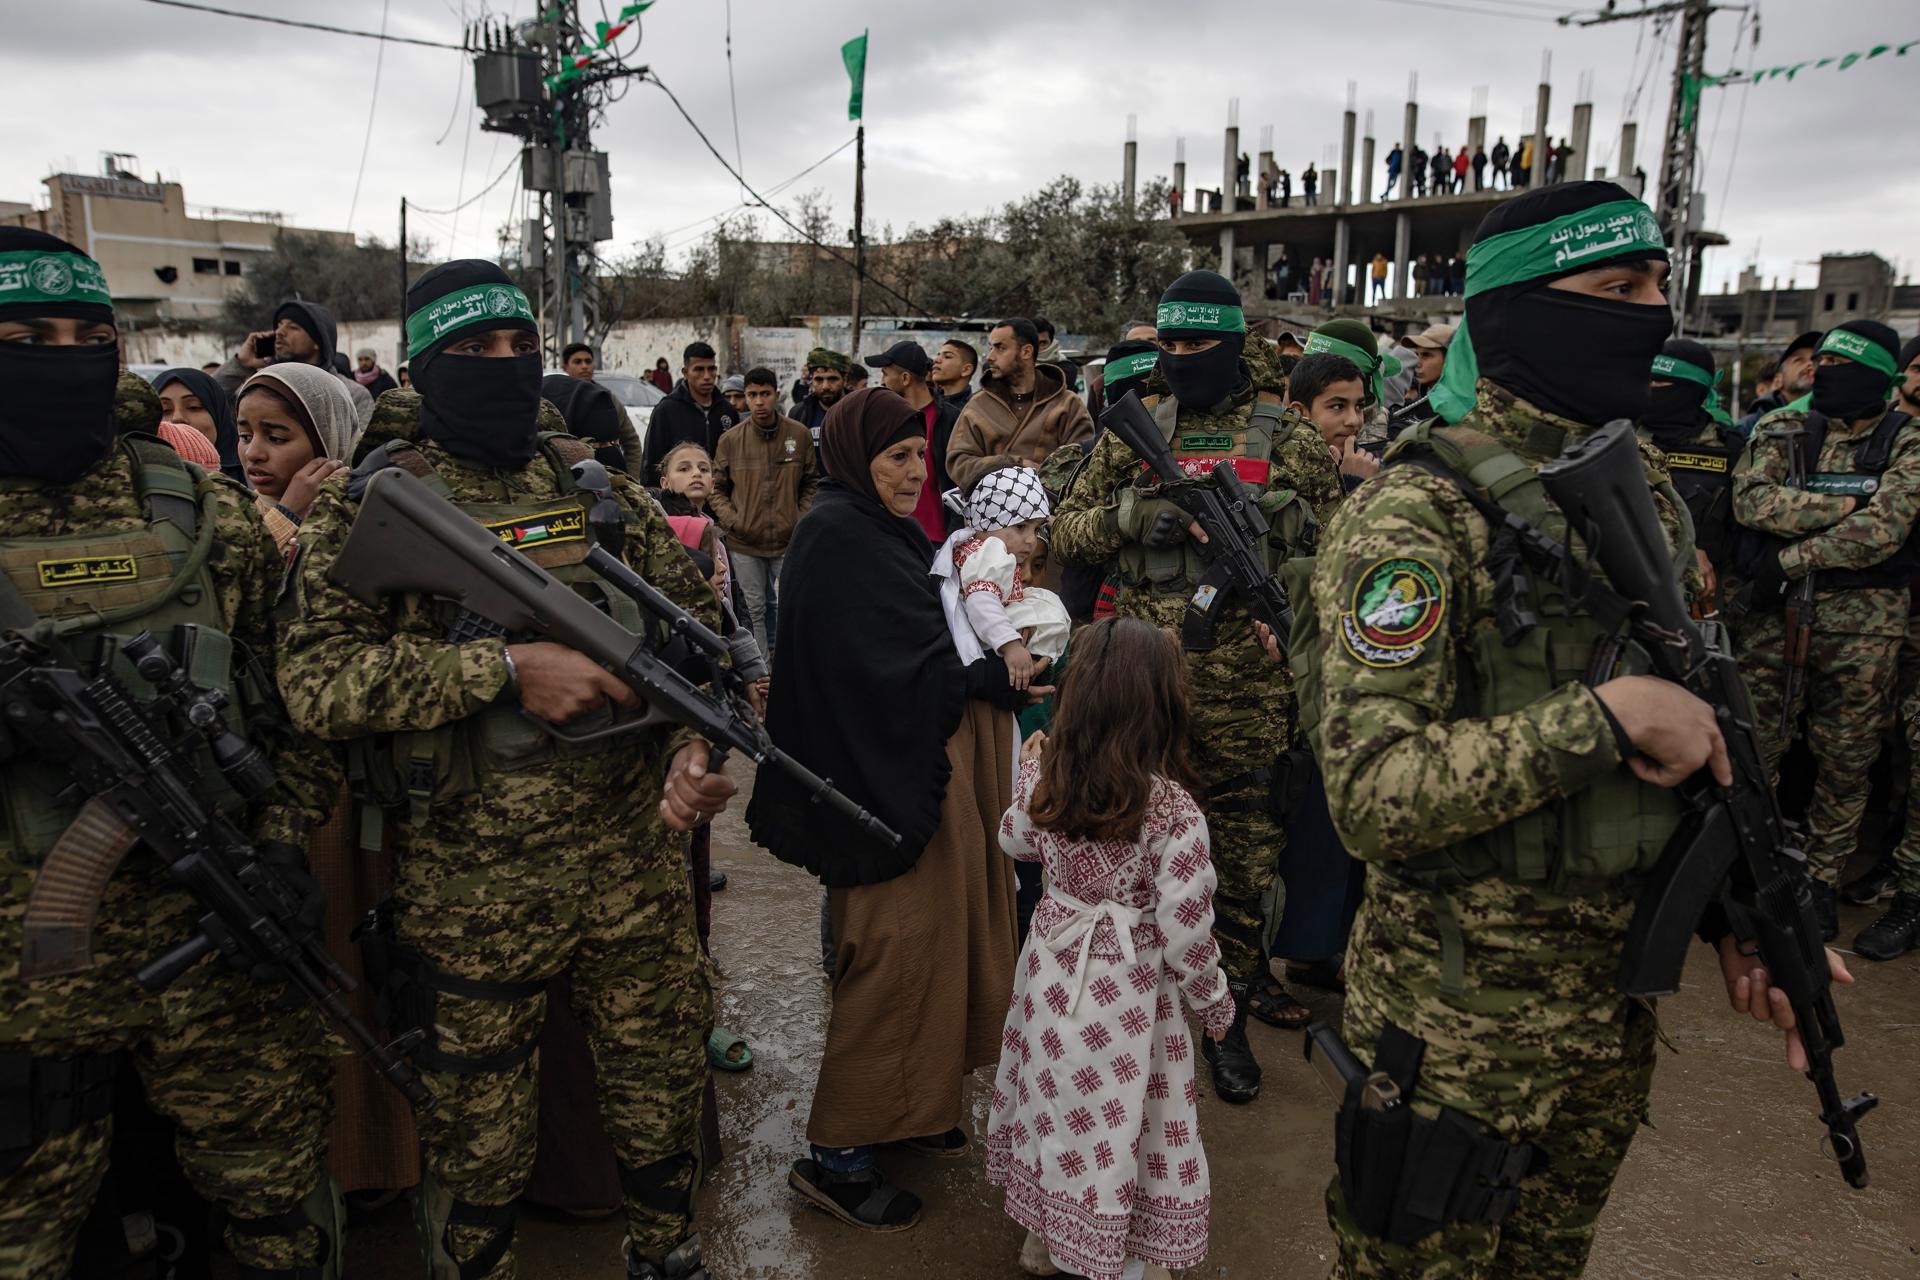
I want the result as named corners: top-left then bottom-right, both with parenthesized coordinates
top-left (235, 363), bottom-right (362, 558)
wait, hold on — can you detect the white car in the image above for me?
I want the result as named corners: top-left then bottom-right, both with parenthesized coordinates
top-left (590, 372), bottom-right (663, 440)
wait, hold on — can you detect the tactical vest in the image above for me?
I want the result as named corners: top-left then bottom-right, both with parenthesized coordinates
top-left (0, 436), bottom-right (260, 864)
top-left (1782, 409), bottom-right (1919, 590)
top-left (1645, 423), bottom-right (1736, 569)
top-left (1292, 424), bottom-right (1689, 973)
top-left (345, 433), bottom-right (656, 834)
top-left (1111, 393), bottom-right (1315, 593)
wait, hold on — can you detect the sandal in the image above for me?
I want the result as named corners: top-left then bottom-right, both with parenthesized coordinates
top-left (788, 1159), bottom-right (922, 1232)
top-left (1247, 979), bottom-right (1315, 1029)
top-left (707, 1028), bottom-right (753, 1072)
top-left (885, 1127), bottom-right (969, 1159)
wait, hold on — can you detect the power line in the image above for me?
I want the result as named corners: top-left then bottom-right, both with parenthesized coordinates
top-left (1368, 0), bottom-right (1560, 21)
top-left (658, 135), bottom-right (858, 246)
top-left (344, 0), bottom-right (393, 234)
top-left (139, 0), bottom-right (464, 49)
top-left (645, 72), bottom-right (918, 313)
top-left (724, 0), bottom-right (746, 194)
top-left (406, 150), bottom-right (520, 216)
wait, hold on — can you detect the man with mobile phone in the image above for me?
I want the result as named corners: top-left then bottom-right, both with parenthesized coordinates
top-left (217, 298), bottom-right (374, 430)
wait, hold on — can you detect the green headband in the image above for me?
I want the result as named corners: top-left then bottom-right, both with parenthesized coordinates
top-left (1651, 355), bottom-right (1732, 425)
top-left (1103, 350), bottom-right (1160, 387)
top-left (1461, 199), bottom-right (1667, 300)
top-left (0, 250), bottom-right (112, 310)
top-left (406, 283), bottom-right (535, 360)
top-left (1430, 199), bottom-right (1668, 423)
top-left (1302, 332), bottom-right (1402, 404)
top-left (1156, 301), bottom-right (1245, 333)
top-left (1817, 329), bottom-right (1899, 379)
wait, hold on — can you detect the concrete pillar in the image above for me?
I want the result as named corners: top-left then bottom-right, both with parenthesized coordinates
top-left (1332, 215), bottom-right (1352, 310)
top-left (1401, 96), bottom-right (1419, 201)
top-left (1218, 224), bottom-right (1236, 281)
top-left (1619, 121), bottom-right (1639, 195)
top-left (1256, 149), bottom-right (1274, 210)
top-left (1531, 80), bottom-right (1550, 186)
top-left (1172, 161), bottom-right (1186, 216)
top-left (1361, 135), bottom-right (1376, 204)
top-left (1224, 98), bottom-right (1240, 209)
top-left (1568, 101), bottom-right (1592, 183)
top-left (1123, 144), bottom-right (1137, 211)
top-left (1340, 110), bottom-right (1357, 208)
top-left (1391, 211), bottom-right (1411, 301)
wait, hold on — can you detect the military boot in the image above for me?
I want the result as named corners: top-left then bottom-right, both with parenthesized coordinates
top-left (1841, 857), bottom-right (1900, 905)
top-left (1809, 878), bottom-right (1839, 942)
top-left (1200, 980), bottom-right (1261, 1104)
top-left (1853, 891), bottom-right (1920, 962)
top-left (625, 1233), bottom-right (709, 1280)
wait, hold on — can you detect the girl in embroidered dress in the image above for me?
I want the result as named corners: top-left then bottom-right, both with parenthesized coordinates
top-left (984, 617), bottom-right (1234, 1280)
top-left (932, 466), bottom-right (1072, 692)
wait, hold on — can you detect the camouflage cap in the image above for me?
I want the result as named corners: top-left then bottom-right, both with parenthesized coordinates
top-left (806, 346), bottom-right (851, 374)
top-left (115, 369), bottom-right (162, 435)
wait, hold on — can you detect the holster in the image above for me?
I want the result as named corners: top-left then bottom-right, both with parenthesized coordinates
top-left (354, 901), bottom-right (545, 1077)
top-left (0, 1047), bottom-right (120, 1175)
top-left (1335, 1023), bottom-right (1538, 1247)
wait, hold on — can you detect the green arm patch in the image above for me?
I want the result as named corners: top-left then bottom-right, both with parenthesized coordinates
top-left (1339, 555), bottom-right (1447, 668)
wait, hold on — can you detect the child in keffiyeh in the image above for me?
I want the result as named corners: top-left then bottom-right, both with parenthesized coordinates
top-left (932, 466), bottom-right (1072, 690)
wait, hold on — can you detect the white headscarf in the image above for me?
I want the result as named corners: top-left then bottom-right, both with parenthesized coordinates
top-left (930, 466), bottom-right (1052, 664)
top-left (238, 363), bottom-right (363, 462)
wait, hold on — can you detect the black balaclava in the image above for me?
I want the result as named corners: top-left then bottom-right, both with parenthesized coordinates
top-left (405, 259), bottom-right (541, 468)
top-left (0, 227), bottom-right (120, 484)
top-left (1898, 335), bottom-right (1920, 411)
top-left (1155, 270), bottom-right (1246, 409)
top-left (541, 373), bottom-right (627, 472)
top-left (1101, 338), bottom-right (1160, 416)
top-left (1443, 181), bottom-right (1672, 428)
top-left (1645, 337), bottom-right (1715, 436)
top-left (1810, 320), bottom-right (1901, 423)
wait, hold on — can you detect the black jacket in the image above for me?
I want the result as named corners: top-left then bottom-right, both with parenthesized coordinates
top-left (641, 380), bottom-right (741, 482)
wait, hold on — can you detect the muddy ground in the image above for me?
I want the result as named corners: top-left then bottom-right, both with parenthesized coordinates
top-left (342, 782), bottom-right (1920, 1279)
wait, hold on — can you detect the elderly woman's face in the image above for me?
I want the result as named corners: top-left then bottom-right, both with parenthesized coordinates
top-left (868, 434), bottom-right (927, 517)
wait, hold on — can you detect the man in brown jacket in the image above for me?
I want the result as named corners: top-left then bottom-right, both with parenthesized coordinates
top-left (712, 366), bottom-right (818, 658)
top-left (946, 316), bottom-right (1094, 494)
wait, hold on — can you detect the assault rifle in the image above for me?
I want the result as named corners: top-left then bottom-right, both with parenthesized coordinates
top-left (10, 630), bottom-right (432, 1109)
top-left (1536, 420), bottom-right (1875, 1188)
top-left (1101, 391), bottom-right (1295, 654)
top-left (1775, 425), bottom-right (1817, 737)
top-left (328, 462), bottom-right (900, 848)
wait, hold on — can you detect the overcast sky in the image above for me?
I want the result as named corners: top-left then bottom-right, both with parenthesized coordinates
top-left (7, 0), bottom-right (1916, 298)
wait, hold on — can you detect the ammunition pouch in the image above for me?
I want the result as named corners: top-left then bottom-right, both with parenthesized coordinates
top-left (0, 1047), bottom-right (120, 1175)
top-left (355, 903), bottom-right (545, 1076)
top-left (1208, 749), bottom-right (1312, 823)
top-left (1335, 1023), bottom-right (1538, 1247)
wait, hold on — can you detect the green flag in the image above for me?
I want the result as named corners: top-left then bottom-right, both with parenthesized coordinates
top-left (841, 31), bottom-right (867, 121)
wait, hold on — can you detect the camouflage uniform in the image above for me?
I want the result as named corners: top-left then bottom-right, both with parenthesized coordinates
top-left (279, 392), bottom-right (717, 1277)
top-left (1731, 405), bottom-right (1920, 884)
top-left (1306, 383), bottom-right (1693, 1278)
top-left (0, 399), bottom-right (339, 1277)
top-left (1052, 340), bottom-right (1341, 982)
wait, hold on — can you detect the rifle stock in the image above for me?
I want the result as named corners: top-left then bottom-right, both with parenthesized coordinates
top-left (1538, 420), bottom-right (1875, 1189)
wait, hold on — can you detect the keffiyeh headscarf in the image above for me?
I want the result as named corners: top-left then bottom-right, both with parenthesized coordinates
top-left (958, 465), bottom-right (1051, 531)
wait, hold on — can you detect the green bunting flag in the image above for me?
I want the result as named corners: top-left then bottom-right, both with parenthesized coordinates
top-left (1686, 37), bottom-right (1918, 121)
top-left (842, 31), bottom-right (868, 121)
top-left (543, 2), bottom-right (656, 93)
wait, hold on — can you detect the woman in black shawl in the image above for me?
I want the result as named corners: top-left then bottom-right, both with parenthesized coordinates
top-left (748, 387), bottom-right (1033, 1231)
top-left (154, 366), bottom-right (246, 484)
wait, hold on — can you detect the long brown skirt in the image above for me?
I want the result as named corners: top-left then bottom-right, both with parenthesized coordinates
top-left (807, 700), bottom-right (1019, 1148)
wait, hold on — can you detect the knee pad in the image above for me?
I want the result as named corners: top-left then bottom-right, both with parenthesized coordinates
top-left (414, 1173), bottom-right (516, 1280)
top-left (227, 1178), bottom-right (345, 1280)
top-left (617, 1150), bottom-right (702, 1224)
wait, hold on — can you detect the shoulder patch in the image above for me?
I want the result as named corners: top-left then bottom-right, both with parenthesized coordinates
top-left (1340, 555), bottom-right (1446, 668)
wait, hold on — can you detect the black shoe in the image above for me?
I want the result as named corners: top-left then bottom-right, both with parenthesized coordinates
top-left (1841, 858), bottom-right (1899, 906)
top-left (1853, 891), bottom-right (1920, 962)
top-left (709, 870), bottom-right (728, 892)
top-left (1809, 879), bottom-right (1839, 942)
top-left (1201, 981), bottom-right (1262, 1104)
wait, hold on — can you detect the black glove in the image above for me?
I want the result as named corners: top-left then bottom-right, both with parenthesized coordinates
top-left (1113, 487), bottom-right (1190, 549)
top-left (1746, 543), bottom-right (1792, 609)
top-left (965, 657), bottom-right (1031, 711)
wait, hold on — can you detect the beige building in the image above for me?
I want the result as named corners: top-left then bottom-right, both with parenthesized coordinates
top-left (2, 161), bottom-right (352, 322)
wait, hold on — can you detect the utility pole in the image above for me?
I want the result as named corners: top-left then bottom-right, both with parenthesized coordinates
top-left (850, 122), bottom-right (865, 363)
top-left (397, 197), bottom-right (407, 374)
top-left (1561, 0), bottom-right (1749, 324)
